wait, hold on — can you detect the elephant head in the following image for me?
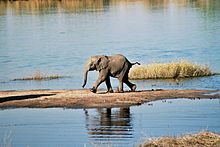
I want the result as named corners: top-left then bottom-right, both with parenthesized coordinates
top-left (82, 56), bottom-right (109, 88)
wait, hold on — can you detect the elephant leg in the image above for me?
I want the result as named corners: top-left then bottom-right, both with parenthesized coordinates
top-left (105, 76), bottom-right (113, 93)
top-left (91, 70), bottom-right (107, 93)
top-left (123, 74), bottom-right (136, 91)
top-left (117, 80), bottom-right (124, 93)
top-left (124, 80), bottom-right (136, 91)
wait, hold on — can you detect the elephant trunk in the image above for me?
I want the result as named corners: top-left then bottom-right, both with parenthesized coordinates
top-left (82, 69), bottom-right (89, 88)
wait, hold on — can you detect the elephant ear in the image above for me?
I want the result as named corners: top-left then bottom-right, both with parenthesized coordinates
top-left (96, 56), bottom-right (109, 71)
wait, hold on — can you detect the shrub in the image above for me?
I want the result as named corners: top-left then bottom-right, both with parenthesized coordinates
top-left (13, 71), bottom-right (63, 81)
top-left (129, 60), bottom-right (212, 80)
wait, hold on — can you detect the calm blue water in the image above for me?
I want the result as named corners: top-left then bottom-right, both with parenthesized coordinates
top-left (0, 1), bottom-right (220, 146)
top-left (0, 0), bottom-right (220, 91)
top-left (0, 99), bottom-right (219, 146)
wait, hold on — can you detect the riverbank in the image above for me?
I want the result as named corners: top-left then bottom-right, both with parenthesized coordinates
top-left (0, 89), bottom-right (219, 109)
top-left (139, 131), bottom-right (220, 147)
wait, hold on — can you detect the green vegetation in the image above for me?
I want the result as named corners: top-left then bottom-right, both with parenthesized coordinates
top-left (139, 131), bottom-right (220, 147)
top-left (13, 71), bottom-right (63, 81)
top-left (129, 60), bottom-right (213, 80)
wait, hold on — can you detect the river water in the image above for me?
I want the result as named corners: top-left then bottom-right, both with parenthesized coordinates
top-left (0, 0), bottom-right (220, 146)
top-left (0, 0), bottom-right (220, 90)
top-left (0, 99), bottom-right (220, 146)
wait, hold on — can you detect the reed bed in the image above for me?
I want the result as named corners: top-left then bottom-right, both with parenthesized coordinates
top-left (129, 60), bottom-right (213, 80)
top-left (139, 131), bottom-right (220, 147)
top-left (13, 71), bottom-right (63, 81)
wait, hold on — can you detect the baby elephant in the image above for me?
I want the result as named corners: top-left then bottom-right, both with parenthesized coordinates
top-left (82, 54), bottom-right (140, 93)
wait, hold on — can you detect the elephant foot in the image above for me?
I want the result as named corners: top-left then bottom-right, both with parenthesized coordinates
top-left (131, 84), bottom-right (136, 91)
top-left (107, 89), bottom-right (114, 93)
top-left (90, 87), bottom-right (97, 93)
top-left (115, 88), bottom-right (124, 93)
top-left (117, 90), bottom-right (124, 93)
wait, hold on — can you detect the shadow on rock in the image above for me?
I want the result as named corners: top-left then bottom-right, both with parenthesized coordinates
top-left (0, 94), bottom-right (55, 103)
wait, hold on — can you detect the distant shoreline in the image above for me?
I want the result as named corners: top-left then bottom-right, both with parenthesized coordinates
top-left (0, 89), bottom-right (219, 109)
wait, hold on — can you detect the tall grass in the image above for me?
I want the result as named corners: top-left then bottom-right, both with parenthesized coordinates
top-left (129, 60), bottom-right (213, 80)
top-left (13, 71), bottom-right (63, 81)
top-left (139, 131), bottom-right (220, 147)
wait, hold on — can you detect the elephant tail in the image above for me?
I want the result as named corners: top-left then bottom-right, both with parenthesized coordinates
top-left (131, 62), bottom-right (140, 66)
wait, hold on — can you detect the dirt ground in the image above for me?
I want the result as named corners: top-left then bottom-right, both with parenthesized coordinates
top-left (0, 89), bottom-right (219, 109)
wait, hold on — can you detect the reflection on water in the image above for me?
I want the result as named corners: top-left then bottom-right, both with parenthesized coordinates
top-left (0, 0), bottom-right (220, 15)
top-left (0, 0), bottom-right (108, 15)
top-left (84, 108), bottom-right (133, 144)
top-left (0, 99), bottom-right (220, 146)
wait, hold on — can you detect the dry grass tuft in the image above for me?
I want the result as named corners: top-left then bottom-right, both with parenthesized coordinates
top-left (129, 60), bottom-right (213, 80)
top-left (140, 131), bottom-right (220, 147)
top-left (13, 71), bottom-right (63, 81)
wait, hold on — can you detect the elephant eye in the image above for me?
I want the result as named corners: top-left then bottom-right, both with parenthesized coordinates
top-left (90, 63), bottom-right (95, 68)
